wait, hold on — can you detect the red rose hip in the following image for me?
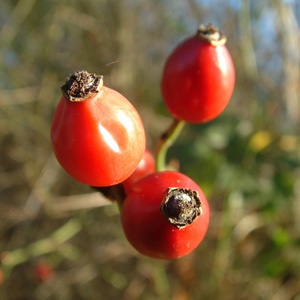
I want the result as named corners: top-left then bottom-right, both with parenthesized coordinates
top-left (122, 149), bottom-right (155, 193)
top-left (161, 24), bottom-right (235, 123)
top-left (121, 171), bottom-right (210, 259)
top-left (51, 70), bottom-right (146, 187)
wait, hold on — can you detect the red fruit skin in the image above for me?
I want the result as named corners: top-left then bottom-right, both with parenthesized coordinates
top-left (121, 171), bottom-right (210, 259)
top-left (34, 262), bottom-right (53, 282)
top-left (123, 149), bottom-right (155, 193)
top-left (161, 36), bottom-right (235, 123)
top-left (51, 87), bottom-right (146, 187)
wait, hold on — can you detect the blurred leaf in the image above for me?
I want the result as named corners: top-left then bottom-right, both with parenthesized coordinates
top-left (278, 135), bottom-right (299, 152)
top-left (248, 130), bottom-right (273, 153)
top-left (271, 227), bottom-right (291, 248)
top-left (263, 258), bottom-right (288, 278)
top-left (273, 170), bottom-right (295, 197)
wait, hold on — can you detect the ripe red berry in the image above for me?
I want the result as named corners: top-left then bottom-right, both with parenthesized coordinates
top-left (121, 171), bottom-right (210, 259)
top-left (34, 262), bottom-right (54, 282)
top-left (122, 149), bottom-right (155, 193)
top-left (51, 70), bottom-right (146, 187)
top-left (161, 24), bottom-right (235, 123)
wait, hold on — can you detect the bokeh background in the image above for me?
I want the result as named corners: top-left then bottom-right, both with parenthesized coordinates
top-left (1, 0), bottom-right (300, 299)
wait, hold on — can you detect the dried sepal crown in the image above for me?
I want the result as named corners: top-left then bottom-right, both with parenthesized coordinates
top-left (197, 24), bottom-right (227, 46)
top-left (61, 70), bottom-right (103, 102)
top-left (160, 187), bottom-right (203, 229)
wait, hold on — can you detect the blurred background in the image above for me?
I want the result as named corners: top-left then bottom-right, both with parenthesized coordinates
top-left (0, 0), bottom-right (300, 299)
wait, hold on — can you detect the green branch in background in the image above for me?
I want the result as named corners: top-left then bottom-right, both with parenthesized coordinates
top-left (1, 219), bottom-right (82, 269)
top-left (155, 119), bottom-right (185, 172)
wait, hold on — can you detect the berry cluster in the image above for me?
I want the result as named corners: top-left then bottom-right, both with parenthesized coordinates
top-left (51, 24), bottom-right (235, 260)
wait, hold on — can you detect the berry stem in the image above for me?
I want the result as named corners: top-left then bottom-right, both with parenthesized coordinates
top-left (92, 184), bottom-right (126, 209)
top-left (155, 119), bottom-right (185, 171)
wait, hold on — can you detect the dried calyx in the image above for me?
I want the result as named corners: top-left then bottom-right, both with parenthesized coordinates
top-left (197, 24), bottom-right (227, 46)
top-left (61, 70), bottom-right (103, 102)
top-left (160, 188), bottom-right (203, 229)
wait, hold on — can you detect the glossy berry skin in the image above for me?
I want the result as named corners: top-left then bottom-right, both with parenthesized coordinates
top-left (122, 149), bottom-right (155, 193)
top-left (161, 32), bottom-right (235, 123)
top-left (51, 83), bottom-right (145, 187)
top-left (121, 171), bottom-right (210, 259)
